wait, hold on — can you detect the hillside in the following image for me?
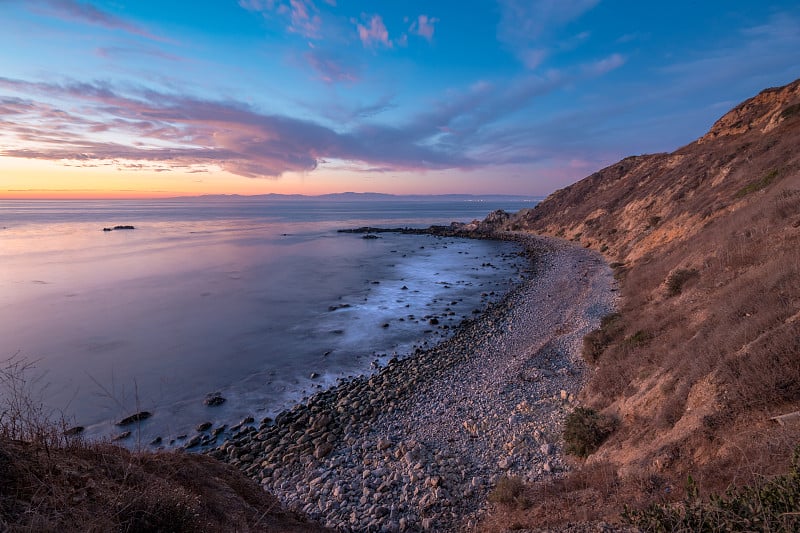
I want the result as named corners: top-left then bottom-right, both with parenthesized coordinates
top-left (0, 436), bottom-right (329, 532)
top-left (2, 79), bottom-right (798, 532)
top-left (482, 78), bottom-right (800, 529)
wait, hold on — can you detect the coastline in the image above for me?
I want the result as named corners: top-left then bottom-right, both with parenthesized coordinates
top-left (209, 233), bottom-right (617, 531)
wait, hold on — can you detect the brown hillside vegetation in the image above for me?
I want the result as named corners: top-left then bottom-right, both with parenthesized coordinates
top-left (483, 78), bottom-right (800, 529)
top-left (0, 436), bottom-right (330, 532)
top-left (0, 357), bottom-right (328, 532)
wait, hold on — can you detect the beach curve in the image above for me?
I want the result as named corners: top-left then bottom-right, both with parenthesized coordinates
top-left (209, 234), bottom-right (617, 531)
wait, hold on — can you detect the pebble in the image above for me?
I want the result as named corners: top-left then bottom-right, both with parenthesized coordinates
top-left (207, 234), bottom-right (616, 532)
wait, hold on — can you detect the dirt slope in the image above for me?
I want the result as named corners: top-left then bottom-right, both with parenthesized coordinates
top-left (484, 78), bottom-right (800, 528)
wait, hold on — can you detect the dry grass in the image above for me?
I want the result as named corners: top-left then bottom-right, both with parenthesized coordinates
top-left (481, 79), bottom-right (800, 530)
top-left (0, 356), bottom-right (328, 533)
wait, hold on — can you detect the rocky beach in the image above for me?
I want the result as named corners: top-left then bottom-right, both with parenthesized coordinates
top-left (209, 233), bottom-right (616, 531)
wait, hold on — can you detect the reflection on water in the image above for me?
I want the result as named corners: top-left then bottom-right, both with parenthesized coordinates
top-left (0, 199), bottom-right (533, 445)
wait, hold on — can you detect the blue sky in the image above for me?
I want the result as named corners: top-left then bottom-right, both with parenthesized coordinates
top-left (0, 0), bottom-right (798, 197)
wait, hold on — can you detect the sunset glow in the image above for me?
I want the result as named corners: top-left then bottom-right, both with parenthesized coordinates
top-left (1, 1), bottom-right (799, 199)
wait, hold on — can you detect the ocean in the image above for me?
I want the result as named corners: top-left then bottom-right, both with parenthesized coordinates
top-left (0, 197), bottom-right (536, 446)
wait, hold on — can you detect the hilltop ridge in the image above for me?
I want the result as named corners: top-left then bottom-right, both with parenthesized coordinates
top-left (480, 77), bottom-right (800, 529)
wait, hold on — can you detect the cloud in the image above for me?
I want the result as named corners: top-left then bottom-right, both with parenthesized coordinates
top-left (0, 77), bottom-right (482, 177)
top-left (582, 53), bottom-right (625, 76)
top-left (303, 48), bottom-right (358, 83)
top-left (497, 0), bottom-right (600, 69)
top-left (315, 94), bottom-right (396, 124)
top-left (659, 12), bottom-right (800, 89)
top-left (95, 46), bottom-right (182, 63)
top-left (520, 49), bottom-right (548, 70)
top-left (410, 15), bottom-right (438, 41)
top-left (41, 0), bottom-right (161, 40)
top-left (239, 0), bottom-right (323, 38)
top-left (287, 0), bottom-right (322, 38)
top-left (355, 14), bottom-right (391, 48)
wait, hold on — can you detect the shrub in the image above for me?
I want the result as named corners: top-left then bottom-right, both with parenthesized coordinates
top-left (489, 476), bottom-right (529, 509)
top-left (665, 268), bottom-right (699, 297)
top-left (623, 448), bottom-right (800, 531)
top-left (582, 313), bottom-right (623, 363)
top-left (116, 485), bottom-right (202, 533)
top-left (0, 355), bottom-right (69, 448)
top-left (624, 330), bottom-right (651, 347)
top-left (780, 103), bottom-right (800, 119)
top-left (563, 407), bottom-right (615, 458)
top-left (735, 169), bottom-right (781, 198)
top-left (582, 329), bottom-right (609, 364)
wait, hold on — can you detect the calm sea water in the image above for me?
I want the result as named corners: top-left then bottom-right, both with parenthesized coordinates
top-left (0, 198), bottom-right (535, 445)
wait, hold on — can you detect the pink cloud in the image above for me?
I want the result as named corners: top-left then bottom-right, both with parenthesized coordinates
top-left (0, 77), bottom-right (480, 178)
top-left (42, 0), bottom-right (161, 40)
top-left (355, 14), bottom-right (391, 48)
top-left (287, 0), bottom-right (322, 38)
top-left (239, 0), bottom-right (323, 39)
top-left (410, 15), bottom-right (438, 41)
top-left (304, 49), bottom-right (358, 84)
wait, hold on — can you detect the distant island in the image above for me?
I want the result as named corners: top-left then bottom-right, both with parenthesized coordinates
top-left (102, 225), bottom-right (136, 231)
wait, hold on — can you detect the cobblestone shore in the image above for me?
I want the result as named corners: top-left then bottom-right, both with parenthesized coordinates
top-left (208, 234), bottom-right (616, 532)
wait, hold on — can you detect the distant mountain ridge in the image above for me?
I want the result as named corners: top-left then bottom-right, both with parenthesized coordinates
top-left (172, 192), bottom-right (541, 202)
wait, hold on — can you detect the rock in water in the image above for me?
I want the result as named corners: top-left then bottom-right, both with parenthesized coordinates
top-left (204, 392), bottom-right (226, 406)
top-left (117, 411), bottom-right (152, 426)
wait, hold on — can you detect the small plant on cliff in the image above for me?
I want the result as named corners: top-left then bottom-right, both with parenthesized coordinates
top-left (780, 103), bottom-right (800, 119)
top-left (563, 407), bottom-right (615, 458)
top-left (582, 313), bottom-right (623, 363)
top-left (735, 168), bottom-right (781, 198)
top-left (0, 354), bottom-right (68, 448)
top-left (665, 268), bottom-right (699, 297)
top-left (623, 447), bottom-right (800, 531)
top-left (488, 475), bottom-right (529, 509)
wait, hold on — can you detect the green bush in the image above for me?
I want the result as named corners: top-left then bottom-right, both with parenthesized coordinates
top-left (623, 448), bottom-right (800, 531)
top-left (563, 407), bottom-right (615, 458)
top-left (666, 268), bottom-right (699, 297)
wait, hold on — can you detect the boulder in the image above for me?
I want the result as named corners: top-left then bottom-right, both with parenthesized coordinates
top-left (117, 411), bottom-right (151, 426)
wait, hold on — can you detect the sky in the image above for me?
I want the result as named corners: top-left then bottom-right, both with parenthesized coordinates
top-left (0, 1), bottom-right (798, 198)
